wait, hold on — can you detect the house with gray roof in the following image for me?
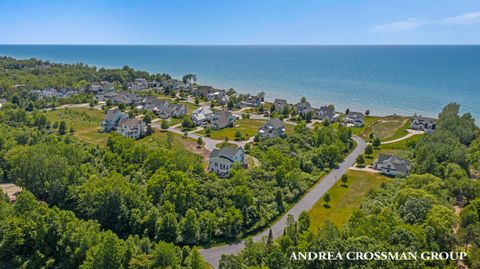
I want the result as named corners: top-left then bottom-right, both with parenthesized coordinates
top-left (258, 118), bottom-right (286, 138)
top-left (192, 106), bottom-right (213, 126)
top-left (117, 118), bottom-right (146, 139)
top-left (344, 111), bottom-right (365, 127)
top-left (294, 100), bottom-right (313, 116)
top-left (273, 99), bottom-right (288, 113)
top-left (211, 110), bottom-right (236, 130)
top-left (374, 154), bottom-right (410, 177)
top-left (411, 114), bottom-right (437, 134)
top-left (101, 108), bottom-right (128, 132)
top-left (314, 105), bottom-right (336, 122)
top-left (208, 147), bottom-right (245, 177)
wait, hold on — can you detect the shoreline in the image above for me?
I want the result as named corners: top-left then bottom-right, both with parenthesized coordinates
top-left (0, 51), bottom-right (461, 119)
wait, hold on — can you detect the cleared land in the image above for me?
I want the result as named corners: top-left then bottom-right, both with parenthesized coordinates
top-left (43, 107), bottom-right (110, 145)
top-left (308, 170), bottom-right (390, 230)
top-left (196, 118), bottom-right (267, 141)
top-left (359, 116), bottom-right (410, 140)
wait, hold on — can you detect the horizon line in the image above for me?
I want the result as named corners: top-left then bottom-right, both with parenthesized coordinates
top-left (1, 43), bottom-right (480, 46)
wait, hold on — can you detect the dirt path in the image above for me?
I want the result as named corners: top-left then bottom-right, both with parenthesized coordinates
top-left (381, 129), bottom-right (424, 144)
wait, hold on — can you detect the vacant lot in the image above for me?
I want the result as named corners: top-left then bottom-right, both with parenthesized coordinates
top-left (360, 116), bottom-right (410, 140)
top-left (196, 118), bottom-right (267, 141)
top-left (309, 170), bottom-right (390, 231)
top-left (44, 107), bottom-right (105, 130)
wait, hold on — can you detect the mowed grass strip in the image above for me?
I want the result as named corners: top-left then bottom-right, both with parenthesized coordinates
top-left (196, 118), bottom-right (267, 141)
top-left (309, 170), bottom-right (390, 231)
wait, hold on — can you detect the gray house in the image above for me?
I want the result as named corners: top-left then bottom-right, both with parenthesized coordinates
top-left (208, 147), bottom-right (245, 177)
top-left (101, 108), bottom-right (128, 132)
top-left (211, 110), bottom-right (236, 130)
top-left (411, 114), bottom-right (437, 134)
top-left (374, 154), bottom-right (410, 177)
top-left (273, 99), bottom-right (288, 113)
top-left (344, 111), bottom-right (365, 127)
top-left (258, 118), bottom-right (286, 138)
top-left (314, 105), bottom-right (336, 122)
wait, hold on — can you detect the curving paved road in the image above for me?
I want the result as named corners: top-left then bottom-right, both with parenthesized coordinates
top-left (200, 136), bottom-right (366, 268)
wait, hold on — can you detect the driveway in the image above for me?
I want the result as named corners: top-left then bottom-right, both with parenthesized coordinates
top-left (200, 136), bottom-right (366, 268)
top-left (381, 129), bottom-right (423, 144)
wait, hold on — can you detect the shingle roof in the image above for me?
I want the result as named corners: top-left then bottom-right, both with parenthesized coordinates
top-left (377, 154), bottom-right (410, 174)
top-left (264, 118), bottom-right (285, 129)
top-left (210, 147), bottom-right (243, 162)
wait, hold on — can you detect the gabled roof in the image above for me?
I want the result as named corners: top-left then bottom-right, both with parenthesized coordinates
top-left (118, 118), bottom-right (143, 128)
top-left (274, 98), bottom-right (288, 105)
top-left (347, 111), bottom-right (364, 119)
top-left (264, 118), bottom-right (285, 129)
top-left (209, 147), bottom-right (244, 162)
top-left (377, 154), bottom-right (410, 174)
top-left (104, 108), bottom-right (124, 121)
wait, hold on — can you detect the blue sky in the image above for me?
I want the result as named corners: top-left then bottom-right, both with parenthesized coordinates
top-left (1, 0), bottom-right (480, 44)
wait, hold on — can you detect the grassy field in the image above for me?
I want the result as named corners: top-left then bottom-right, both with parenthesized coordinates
top-left (196, 118), bottom-right (267, 141)
top-left (43, 108), bottom-right (110, 146)
top-left (43, 107), bottom-right (105, 129)
top-left (350, 116), bottom-right (380, 136)
top-left (309, 170), bottom-right (390, 231)
top-left (359, 116), bottom-right (410, 140)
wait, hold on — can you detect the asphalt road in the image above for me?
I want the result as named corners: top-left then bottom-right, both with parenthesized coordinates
top-left (200, 136), bottom-right (366, 268)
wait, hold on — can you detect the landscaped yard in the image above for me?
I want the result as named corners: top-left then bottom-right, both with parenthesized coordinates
top-left (309, 170), bottom-right (390, 231)
top-left (364, 134), bottom-right (424, 166)
top-left (359, 116), bottom-right (411, 140)
top-left (196, 118), bottom-right (267, 141)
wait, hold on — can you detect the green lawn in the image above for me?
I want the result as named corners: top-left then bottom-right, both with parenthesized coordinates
top-left (309, 170), bottom-right (390, 231)
top-left (364, 134), bottom-right (424, 166)
top-left (196, 118), bottom-right (267, 141)
top-left (359, 116), bottom-right (411, 140)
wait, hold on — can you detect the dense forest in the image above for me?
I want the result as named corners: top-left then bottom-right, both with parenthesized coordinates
top-left (0, 57), bottom-right (354, 268)
top-left (219, 103), bottom-right (480, 269)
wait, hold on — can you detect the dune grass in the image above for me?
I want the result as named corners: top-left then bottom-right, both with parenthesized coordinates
top-left (309, 170), bottom-right (390, 231)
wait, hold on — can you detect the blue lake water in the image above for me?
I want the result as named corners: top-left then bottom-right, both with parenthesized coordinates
top-left (1, 45), bottom-right (479, 119)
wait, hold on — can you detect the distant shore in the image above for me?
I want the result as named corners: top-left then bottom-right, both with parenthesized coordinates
top-left (2, 45), bottom-right (479, 118)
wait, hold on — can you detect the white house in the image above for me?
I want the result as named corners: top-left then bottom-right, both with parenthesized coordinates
top-left (411, 114), bottom-right (437, 134)
top-left (374, 154), bottom-right (410, 177)
top-left (101, 108), bottom-right (128, 132)
top-left (208, 147), bottom-right (245, 177)
top-left (192, 106), bottom-right (213, 125)
top-left (117, 118), bottom-right (146, 140)
top-left (258, 118), bottom-right (286, 138)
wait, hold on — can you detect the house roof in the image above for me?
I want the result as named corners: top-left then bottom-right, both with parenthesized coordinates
top-left (118, 118), bottom-right (143, 128)
top-left (193, 106), bottom-right (213, 116)
top-left (413, 115), bottom-right (437, 123)
top-left (212, 110), bottom-right (233, 127)
top-left (104, 108), bottom-right (124, 121)
top-left (274, 99), bottom-right (288, 106)
top-left (210, 146), bottom-right (244, 162)
top-left (348, 111), bottom-right (364, 119)
top-left (377, 154), bottom-right (410, 174)
top-left (264, 118), bottom-right (285, 129)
